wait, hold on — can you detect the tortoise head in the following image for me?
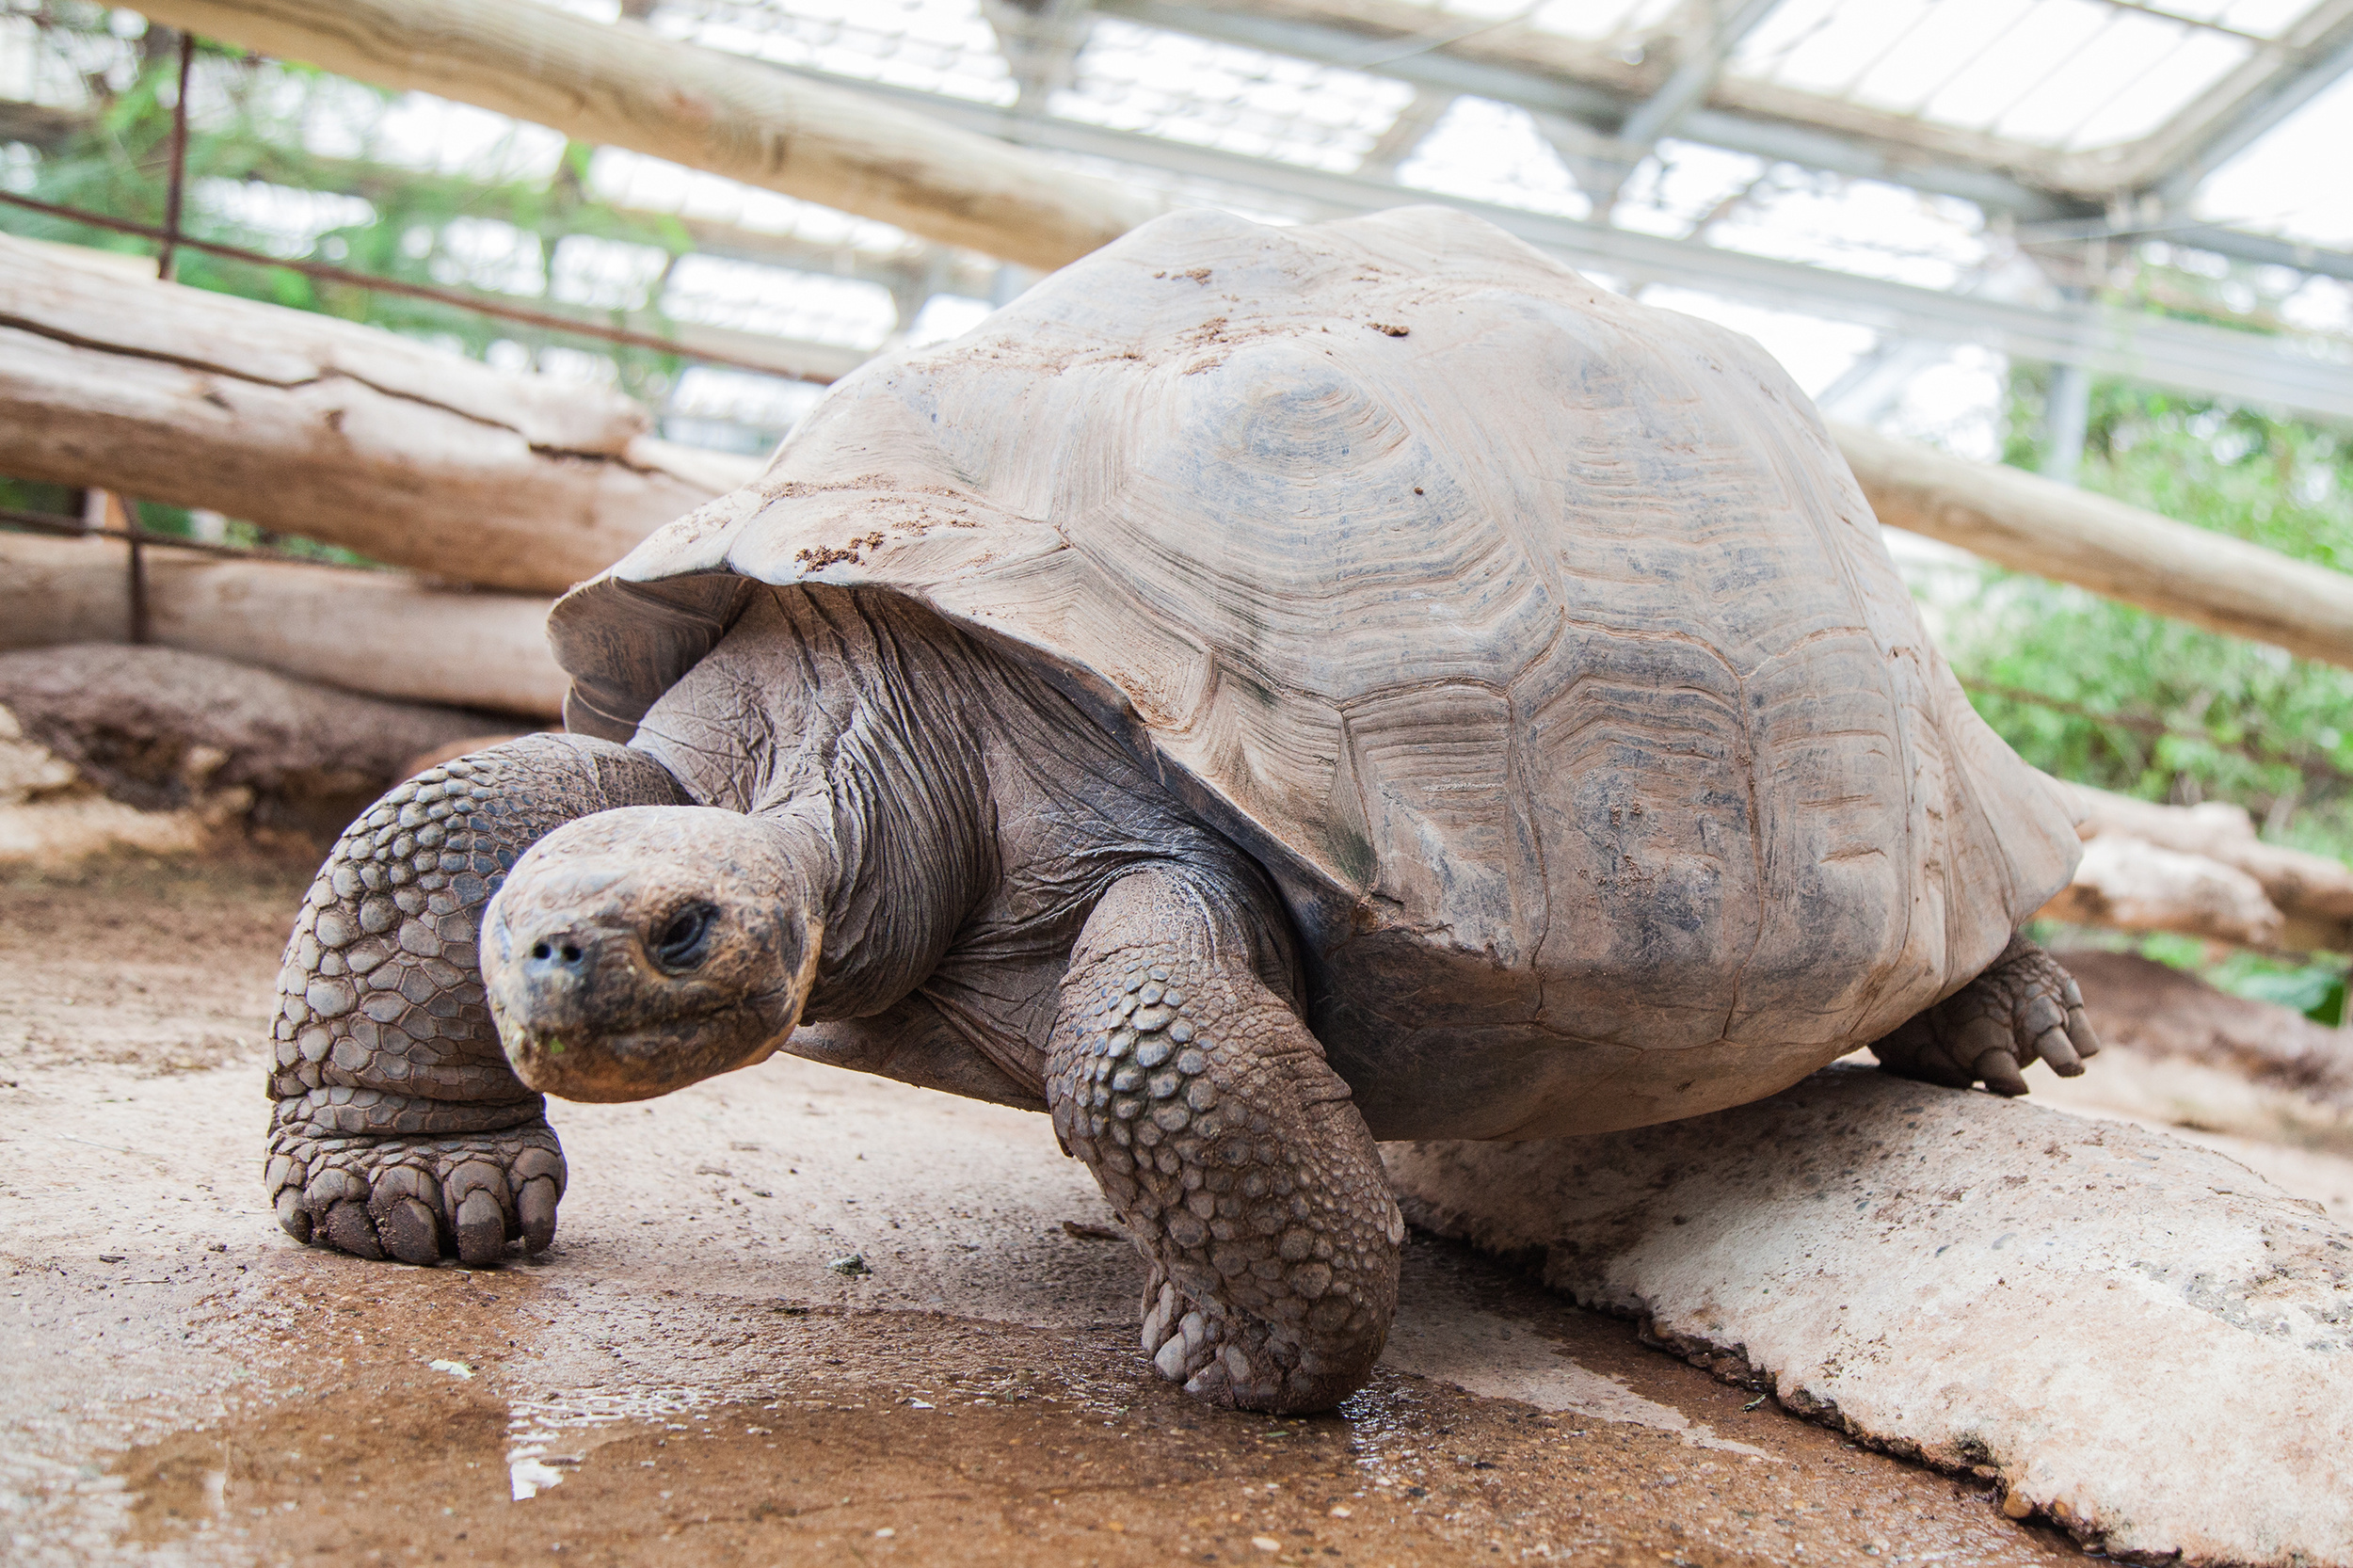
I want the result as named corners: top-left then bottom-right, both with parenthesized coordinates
top-left (480, 806), bottom-right (824, 1102)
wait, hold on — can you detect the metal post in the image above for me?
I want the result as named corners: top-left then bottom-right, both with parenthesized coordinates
top-left (121, 29), bottom-right (195, 643)
top-left (157, 31), bottom-right (195, 281)
top-left (2041, 360), bottom-right (2091, 485)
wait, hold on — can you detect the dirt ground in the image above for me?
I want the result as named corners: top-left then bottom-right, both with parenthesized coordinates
top-left (0, 850), bottom-right (2168, 1565)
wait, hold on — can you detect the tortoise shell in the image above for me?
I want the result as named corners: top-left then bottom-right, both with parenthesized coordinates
top-left (551, 206), bottom-right (2080, 1140)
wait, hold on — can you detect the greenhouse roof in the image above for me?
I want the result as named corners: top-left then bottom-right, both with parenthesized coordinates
top-left (5, 0), bottom-right (2351, 449)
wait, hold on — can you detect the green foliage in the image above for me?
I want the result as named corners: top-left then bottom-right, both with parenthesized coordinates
top-left (1944, 370), bottom-right (2353, 864)
top-left (1947, 367), bottom-right (2353, 1001)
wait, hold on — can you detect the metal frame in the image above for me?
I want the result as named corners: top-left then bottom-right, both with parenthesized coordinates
top-left (1092, 0), bottom-right (2353, 280)
top-left (7, 0), bottom-right (2347, 425)
top-left (823, 70), bottom-right (2353, 423)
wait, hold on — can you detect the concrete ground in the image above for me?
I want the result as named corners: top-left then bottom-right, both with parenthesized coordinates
top-left (0, 849), bottom-right (2320, 1566)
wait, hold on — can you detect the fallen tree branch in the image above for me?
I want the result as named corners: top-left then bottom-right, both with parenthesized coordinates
top-left (2037, 780), bottom-right (2353, 952)
top-left (0, 534), bottom-right (565, 716)
top-left (0, 233), bottom-right (758, 594)
top-left (2039, 834), bottom-right (2286, 950)
top-left (1838, 421), bottom-right (2353, 671)
top-left (131, 0), bottom-right (1164, 272)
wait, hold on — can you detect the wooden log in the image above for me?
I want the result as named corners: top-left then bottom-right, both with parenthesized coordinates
top-left (0, 644), bottom-right (518, 809)
top-left (0, 233), bottom-right (758, 594)
top-left (1836, 421), bottom-right (2353, 670)
top-left (2039, 835), bottom-right (2287, 950)
top-left (0, 533), bottom-right (135, 650)
top-left (0, 534), bottom-right (565, 717)
top-left (2051, 779), bottom-right (2353, 952)
top-left (131, 0), bottom-right (1164, 273)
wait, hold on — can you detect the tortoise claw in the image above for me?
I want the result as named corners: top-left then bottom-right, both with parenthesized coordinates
top-left (1871, 933), bottom-right (2100, 1097)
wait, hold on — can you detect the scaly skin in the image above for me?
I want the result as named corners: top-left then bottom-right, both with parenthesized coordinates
top-left (266, 734), bottom-right (684, 1264)
top-left (1871, 931), bottom-right (2103, 1096)
top-left (1046, 869), bottom-right (1403, 1414)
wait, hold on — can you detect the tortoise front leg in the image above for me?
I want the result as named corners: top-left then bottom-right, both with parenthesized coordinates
top-left (1047, 867), bottom-right (1402, 1413)
top-left (267, 734), bottom-right (685, 1264)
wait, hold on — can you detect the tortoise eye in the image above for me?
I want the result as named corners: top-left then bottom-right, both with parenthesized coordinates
top-left (650, 903), bottom-right (718, 974)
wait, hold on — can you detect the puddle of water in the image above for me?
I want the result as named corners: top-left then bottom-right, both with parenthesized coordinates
top-left (506, 1385), bottom-right (717, 1499)
top-left (1384, 1304), bottom-right (1772, 1458)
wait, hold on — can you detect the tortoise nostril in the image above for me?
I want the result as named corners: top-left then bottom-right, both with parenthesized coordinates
top-left (522, 934), bottom-right (590, 975)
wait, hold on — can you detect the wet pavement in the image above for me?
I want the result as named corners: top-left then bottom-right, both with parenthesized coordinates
top-left (4, 856), bottom-right (2100, 1564)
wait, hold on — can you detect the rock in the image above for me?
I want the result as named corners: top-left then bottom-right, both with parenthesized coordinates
top-left (0, 644), bottom-right (520, 824)
top-left (1384, 1064), bottom-right (2353, 1566)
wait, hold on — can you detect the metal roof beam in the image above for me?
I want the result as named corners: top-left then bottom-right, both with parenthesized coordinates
top-left (982, 0), bottom-right (1098, 114)
top-left (1098, 0), bottom-right (2085, 216)
top-left (1616, 0), bottom-right (1784, 150)
top-left (824, 72), bottom-right (2353, 424)
top-left (2134, 0), bottom-right (2353, 205)
top-left (1353, 85), bottom-right (1455, 180)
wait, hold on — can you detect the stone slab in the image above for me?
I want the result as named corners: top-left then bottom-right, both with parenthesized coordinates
top-left (1384, 1063), bottom-right (2353, 1566)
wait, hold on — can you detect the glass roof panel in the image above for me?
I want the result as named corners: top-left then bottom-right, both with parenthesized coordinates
top-left (1395, 96), bottom-right (1592, 217)
top-left (587, 148), bottom-right (919, 253)
top-left (1702, 175), bottom-right (1993, 290)
top-left (2209, 0), bottom-right (2316, 34)
top-left (1732, 0), bottom-right (2260, 151)
top-left (1054, 18), bottom-right (1417, 172)
top-left (1735, 0), bottom-right (1943, 99)
top-left (662, 253), bottom-right (900, 347)
top-left (1522, 0), bottom-right (1684, 43)
top-left (1836, 0), bottom-right (2041, 116)
top-left (648, 0), bottom-right (1015, 105)
top-left (2057, 24), bottom-right (2250, 146)
top-left (2197, 65), bottom-right (2353, 248)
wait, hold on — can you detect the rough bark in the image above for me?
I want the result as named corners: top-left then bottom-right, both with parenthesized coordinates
top-left (0, 234), bottom-right (757, 593)
top-left (2056, 948), bottom-right (2353, 1107)
top-left (0, 644), bottom-right (514, 812)
top-left (1838, 420), bottom-right (2353, 670)
top-left (2042, 779), bottom-right (2353, 952)
top-left (0, 534), bottom-right (566, 717)
top-left (132, 0), bottom-right (1164, 273)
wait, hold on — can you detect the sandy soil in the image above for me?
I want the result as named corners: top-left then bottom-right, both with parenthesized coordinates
top-left (5, 851), bottom-right (2109, 1565)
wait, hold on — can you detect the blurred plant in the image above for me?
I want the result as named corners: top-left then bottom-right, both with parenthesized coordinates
top-left (1951, 366), bottom-right (2353, 1008)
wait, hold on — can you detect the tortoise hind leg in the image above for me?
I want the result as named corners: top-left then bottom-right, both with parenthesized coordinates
top-left (1046, 866), bottom-right (1402, 1414)
top-left (267, 734), bottom-right (685, 1265)
top-left (1871, 932), bottom-right (2103, 1096)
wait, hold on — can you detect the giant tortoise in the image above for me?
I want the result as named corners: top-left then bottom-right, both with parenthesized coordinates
top-left (264, 206), bottom-right (2096, 1413)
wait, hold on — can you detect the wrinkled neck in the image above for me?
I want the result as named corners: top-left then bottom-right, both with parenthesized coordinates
top-left (625, 586), bottom-right (995, 1021)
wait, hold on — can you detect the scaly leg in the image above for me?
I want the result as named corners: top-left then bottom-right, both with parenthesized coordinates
top-left (1872, 931), bottom-right (2103, 1096)
top-left (1047, 867), bottom-right (1402, 1414)
top-left (267, 734), bottom-right (684, 1264)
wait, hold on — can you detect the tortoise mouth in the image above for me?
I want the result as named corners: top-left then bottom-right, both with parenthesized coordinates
top-left (500, 993), bottom-right (790, 1102)
top-left (495, 955), bottom-right (814, 1103)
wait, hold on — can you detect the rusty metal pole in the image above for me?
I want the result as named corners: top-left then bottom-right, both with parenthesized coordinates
top-left (157, 30), bottom-right (195, 282)
top-left (123, 29), bottom-right (199, 645)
